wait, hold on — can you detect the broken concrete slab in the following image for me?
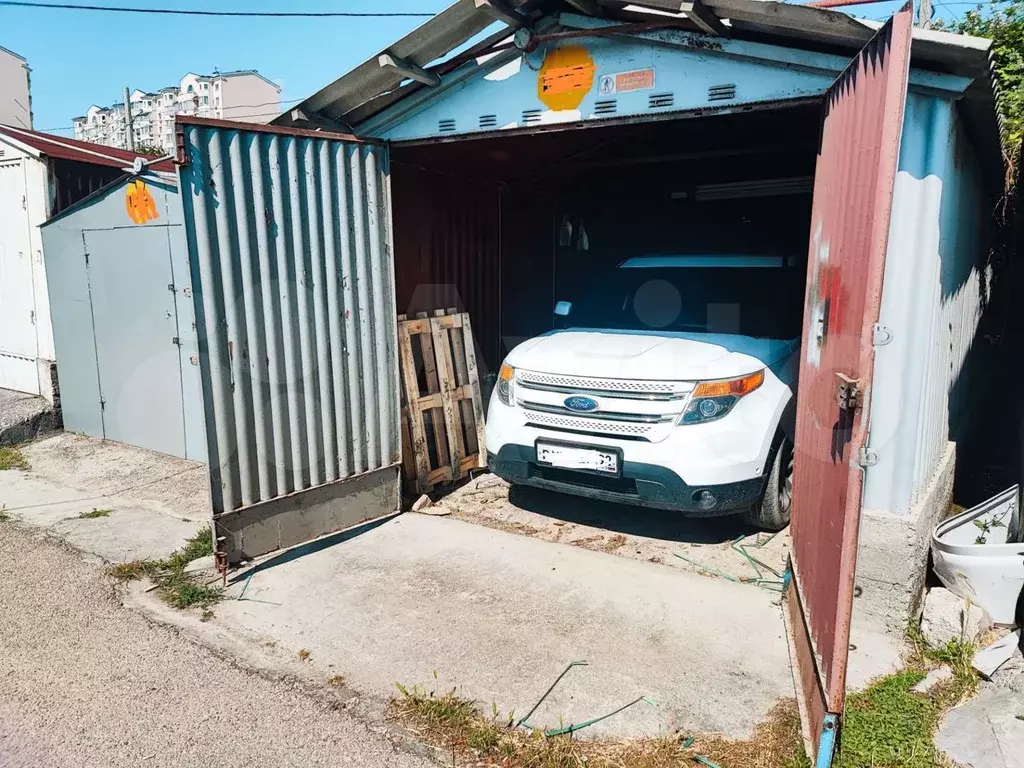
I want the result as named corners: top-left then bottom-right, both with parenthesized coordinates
top-left (975, 630), bottom-right (1023, 679)
top-left (921, 587), bottom-right (991, 647)
top-left (0, 387), bottom-right (55, 446)
top-left (201, 514), bottom-right (795, 740)
top-left (911, 666), bottom-right (953, 693)
top-left (0, 434), bottom-right (208, 562)
top-left (936, 686), bottom-right (1024, 768)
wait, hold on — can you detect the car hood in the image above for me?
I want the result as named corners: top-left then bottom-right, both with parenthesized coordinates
top-left (506, 329), bottom-right (797, 381)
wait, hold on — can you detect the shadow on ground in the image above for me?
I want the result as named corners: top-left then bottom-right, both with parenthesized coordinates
top-left (506, 484), bottom-right (758, 545)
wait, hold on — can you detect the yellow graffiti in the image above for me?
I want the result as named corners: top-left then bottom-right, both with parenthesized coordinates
top-left (125, 179), bottom-right (159, 224)
top-left (537, 45), bottom-right (595, 111)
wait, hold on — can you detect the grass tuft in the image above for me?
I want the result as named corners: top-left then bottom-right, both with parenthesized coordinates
top-left (0, 446), bottom-right (29, 471)
top-left (107, 525), bottom-right (221, 610)
top-left (298, 648), bottom-right (312, 662)
top-left (0, 505), bottom-right (10, 523)
top-left (78, 507), bottom-right (112, 519)
top-left (327, 675), bottom-right (346, 687)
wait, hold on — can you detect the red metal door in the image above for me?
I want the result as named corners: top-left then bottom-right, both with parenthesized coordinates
top-left (784, 3), bottom-right (912, 764)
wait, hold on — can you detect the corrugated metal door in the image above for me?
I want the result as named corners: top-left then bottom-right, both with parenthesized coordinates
top-left (176, 118), bottom-right (400, 566)
top-left (0, 159), bottom-right (40, 394)
top-left (785, 4), bottom-right (912, 764)
top-left (85, 226), bottom-right (189, 459)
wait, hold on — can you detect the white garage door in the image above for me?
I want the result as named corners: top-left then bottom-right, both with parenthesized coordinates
top-left (0, 159), bottom-right (40, 394)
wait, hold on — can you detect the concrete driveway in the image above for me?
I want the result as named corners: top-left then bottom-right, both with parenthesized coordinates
top-left (3, 433), bottom-right (902, 743)
top-left (198, 513), bottom-right (792, 740)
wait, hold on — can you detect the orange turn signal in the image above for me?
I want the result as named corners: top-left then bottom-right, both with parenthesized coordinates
top-left (692, 369), bottom-right (765, 398)
top-left (499, 363), bottom-right (514, 381)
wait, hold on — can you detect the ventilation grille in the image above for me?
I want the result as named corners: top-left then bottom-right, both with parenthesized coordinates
top-left (438, 118), bottom-right (456, 133)
top-left (522, 109), bottom-right (543, 125)
top-left (594, 99), bottom-right (617, 115)
top-left (479, 114), bottom-right (497, 129)
top-left (648, 93), bottom-right (674, 109)
top-left (708, 84), bottom-right (737, 102)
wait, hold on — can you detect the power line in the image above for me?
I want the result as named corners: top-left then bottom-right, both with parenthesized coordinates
top-left (0, 1), bottom-right (436, 17)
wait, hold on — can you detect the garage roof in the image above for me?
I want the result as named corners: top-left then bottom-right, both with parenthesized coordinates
top-left (0, 124), bottom-right (175, 173)
top-left (274, 0), bottom-right (996, 132)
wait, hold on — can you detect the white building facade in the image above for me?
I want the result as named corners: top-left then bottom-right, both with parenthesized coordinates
top-left (0, 45), bottom-right (32, 128)
top-left (73, 70), bottom-right (280, 152)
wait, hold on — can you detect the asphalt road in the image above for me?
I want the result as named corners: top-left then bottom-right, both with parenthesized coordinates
top-left (0, 523), bottom-right (433, 768)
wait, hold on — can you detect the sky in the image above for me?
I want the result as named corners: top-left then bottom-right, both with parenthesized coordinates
top-left (1, 0), bottom-right (452, 133)
top-left (0, 0), bottom-right (987, 135)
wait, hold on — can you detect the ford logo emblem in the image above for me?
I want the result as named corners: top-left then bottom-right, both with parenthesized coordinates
top-left (564, 395), bottom-right (599, 412)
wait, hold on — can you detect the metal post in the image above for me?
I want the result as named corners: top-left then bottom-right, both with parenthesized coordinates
top-left (123, 86), bottom-right (135, 152)
top-left (918, 0), bottom-right (933, 28)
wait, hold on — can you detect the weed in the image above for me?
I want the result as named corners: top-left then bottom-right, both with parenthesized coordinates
top-left (158, 570), bottom-right (221, 609)
top-left (0, 505), bottom-right (10, 523)
top-left (327, 675), bottom-right (346, 687)
top-left (108, 559), bottom-right (162, 581)
top-left (200, 609), bottom-right (215, 622)
top-left (0, 447), bottom-right (29, 471)
top-left (298, 648), bottom-right (311, 662)
top-left (78, 508), bottom-right (112, 519)
top-left (106, 525), bottom-right (221, 611)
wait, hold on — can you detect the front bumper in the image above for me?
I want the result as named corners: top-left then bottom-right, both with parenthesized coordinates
top-left (488, 444), bottom-right (766, 516)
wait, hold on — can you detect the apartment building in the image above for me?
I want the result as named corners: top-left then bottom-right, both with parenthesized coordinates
top-left (0, 45), bottom-right (32, 128)
top-left (73, 70), bottom-right (279, 152)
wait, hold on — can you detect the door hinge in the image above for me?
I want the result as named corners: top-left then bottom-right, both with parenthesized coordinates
top-left (168, 283), bottom-right (176, 293)
top-left (171, 336), bottom-right (181, 346)
top-left (872, 323), bottom-right (894, 347)
top-left (99, 397), bottom-right (106, 411)
top-left (835, 372), bottom-right (861, 411)
top-left (859, 446), bottom-right (879, 467)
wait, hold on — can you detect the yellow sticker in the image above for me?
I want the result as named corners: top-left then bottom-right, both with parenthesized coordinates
top-left (537, 45), bottom-right (595, 111)
top-left (126, 179), bottom-right (159, 224)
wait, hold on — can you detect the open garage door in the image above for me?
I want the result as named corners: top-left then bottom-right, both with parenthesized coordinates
top-left (784, 4), bottom-right (912, 765)
top-left (176, 117), bottom-right (400, 567)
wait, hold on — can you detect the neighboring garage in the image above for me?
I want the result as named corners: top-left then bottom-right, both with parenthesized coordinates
top-left (0, 125), bottom-right (174, 400)
top-left (257, 0), bottom-right (1006, 760)
top-left (40, 172), bottom-right (207, 462)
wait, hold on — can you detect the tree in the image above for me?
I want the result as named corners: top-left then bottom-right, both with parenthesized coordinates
top-left (938, 1), bottom-right (1024, 160)
top-left (133, 143), bottom-right (166, 158)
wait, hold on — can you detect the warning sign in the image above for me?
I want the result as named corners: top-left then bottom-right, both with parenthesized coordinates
top-left (598, 68), bottom-right (656, 96)
top-left (537, 46), bottom-right (596, 111)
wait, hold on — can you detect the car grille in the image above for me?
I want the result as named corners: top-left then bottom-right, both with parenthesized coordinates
top-left (517, 370), bottom-right (692, 400)
top-left (523, 410), bottom-right (658, 439)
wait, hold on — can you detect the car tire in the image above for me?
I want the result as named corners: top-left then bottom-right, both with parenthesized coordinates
top-left (742, 437), bottom-right (793, 532)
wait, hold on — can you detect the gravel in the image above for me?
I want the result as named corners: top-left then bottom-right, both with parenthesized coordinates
top-left (0, 524), bottom-right (434, 768)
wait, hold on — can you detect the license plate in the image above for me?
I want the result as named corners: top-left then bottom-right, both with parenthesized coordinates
top-left (536, 443), bottom-right (618, 474)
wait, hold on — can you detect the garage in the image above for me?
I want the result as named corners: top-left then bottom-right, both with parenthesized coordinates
top-left (165, 0), bottom-right (1006, 760)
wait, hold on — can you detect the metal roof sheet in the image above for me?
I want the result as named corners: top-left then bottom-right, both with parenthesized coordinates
top-left (274, 0), bottom-right (996, 131)
top-left (0, 124), bottom-right (175, 173)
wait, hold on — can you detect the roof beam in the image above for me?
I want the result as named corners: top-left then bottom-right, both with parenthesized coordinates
top-left (680, 0), bottom-right (729, 37)
top-left (377, 53), bottom-right (441, 87)
top-left (609, 0), bottom-right (728, 37)
top-left (474, 0), bottom-right (532, 29)
top-left (563, 0), bottom-right (602, 15)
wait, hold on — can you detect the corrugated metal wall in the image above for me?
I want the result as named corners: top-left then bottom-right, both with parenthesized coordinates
top-left (391, 163), bottom-right (502, 373)
top-left (863, 92), bottom-right (995, 515)
top-left (177, 121), bottom-right (400, 524)
top-left (787, 5), bottom-right (912, 737)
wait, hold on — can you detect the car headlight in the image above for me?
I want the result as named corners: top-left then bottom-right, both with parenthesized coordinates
top-left (496, 363), bottom-right (515, 406)
top-left (679, 369), bottom-right (764, 425)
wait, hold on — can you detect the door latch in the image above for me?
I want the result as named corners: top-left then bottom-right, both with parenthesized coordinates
top-left (835, 372), bottom-right (861, 411)
top-left (859, 446), bottom-right (879, 467)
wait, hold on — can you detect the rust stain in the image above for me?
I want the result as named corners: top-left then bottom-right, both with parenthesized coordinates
top-left (537, 45), bottom-right (595, 111)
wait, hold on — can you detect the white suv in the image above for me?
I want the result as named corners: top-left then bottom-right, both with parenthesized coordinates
top-left (485, 255), bottom-right (800, 531)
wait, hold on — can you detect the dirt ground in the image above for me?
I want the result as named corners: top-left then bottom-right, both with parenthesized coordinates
top-left (433, 474), bottom-right (791, 589)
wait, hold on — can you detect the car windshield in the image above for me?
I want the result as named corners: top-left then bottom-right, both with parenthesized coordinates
top-left (566, 255), bottom-right (804, 339)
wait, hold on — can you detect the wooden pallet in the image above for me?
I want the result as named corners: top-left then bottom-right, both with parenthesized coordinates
top-left (398, 309), bottom-right (487, 494)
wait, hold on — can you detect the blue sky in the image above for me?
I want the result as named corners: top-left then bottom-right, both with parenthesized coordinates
top-left (2, 1), bottom-right (451, 133)
top-left (1, 0), bottom-right (982, 135)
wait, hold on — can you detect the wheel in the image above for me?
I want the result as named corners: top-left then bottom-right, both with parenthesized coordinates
top-left (742, 437), bottom-right (793, 531)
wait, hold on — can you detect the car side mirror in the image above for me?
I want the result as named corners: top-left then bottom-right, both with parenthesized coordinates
top-left (554, 301), bottom-right (572, 317)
